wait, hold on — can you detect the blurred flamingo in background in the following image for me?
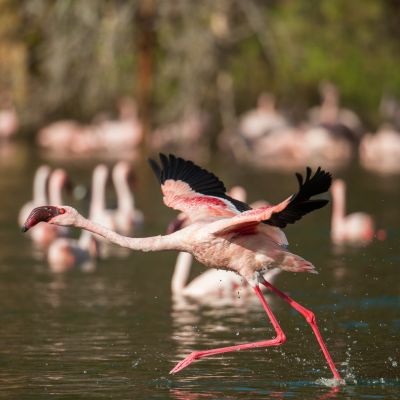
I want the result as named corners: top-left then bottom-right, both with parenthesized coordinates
top-left (47, 230), bottom-right (99, 273)
top-left (238, 92), bottom-right (288, 143)
top-left (30, 168), bottom-right (70, 248)
top-left (308, 81), bottom-right (362, 140)
top-left (0, 95), bottom-right (18, 141)
top-left (88, 164), bottom-right (116, 231)
top-left (46, 165), bottom-right (113, 271)
top-left (359, 126), bottom-right (400, 174)
top-left (19, 165), bottom-right (51, 227)
top-left (150, 109), bottom-right (209, 155)
top-left (330, 179), bottom-right (385, 245)
top-left (112, 161), bottom-right (143, 235)
top-left (23, 154), bottom-right (342, 381)
top-left (94, 97), bottom-right (143, 152)
top-left (303, 82), bottom-right (362, 167)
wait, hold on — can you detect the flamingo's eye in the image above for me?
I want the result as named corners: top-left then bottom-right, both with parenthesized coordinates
top-left (59, 208), bottom-right (66, 214)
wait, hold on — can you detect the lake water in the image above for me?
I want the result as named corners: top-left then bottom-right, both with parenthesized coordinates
top-left (0, 143), bottom-right (399, 399)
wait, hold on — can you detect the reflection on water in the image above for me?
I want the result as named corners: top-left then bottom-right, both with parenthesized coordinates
top-left (0, 144), bottom-right (399, 398)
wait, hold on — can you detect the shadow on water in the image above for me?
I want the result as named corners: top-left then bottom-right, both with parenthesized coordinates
top-left (0, 144), bottom-right (399, 398)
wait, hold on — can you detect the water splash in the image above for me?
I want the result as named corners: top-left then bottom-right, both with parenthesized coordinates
top-left (315, 377), bottom-right (345, 387)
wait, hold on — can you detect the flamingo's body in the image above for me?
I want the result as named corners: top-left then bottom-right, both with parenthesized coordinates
top-left (308, 82), bottom-right (361, 138)
top-left (23, 154), bottom-right (342, 382)
top-left (94, 98), bottom-right (142, 151)
top-left (331, 179), bottom-right (376, 245)
top-left (172, 251), bottom-right (280, 299)
top-left (359, 127), bottom-right (400, 174)
top-left (47, 231), bottom-right (98, 273)
top-left (169, 186), bottom-right (278, 299)
top-left (302, 126), bottom-right (353, 167)
top-left (238, 93), bottom-right (288, 142)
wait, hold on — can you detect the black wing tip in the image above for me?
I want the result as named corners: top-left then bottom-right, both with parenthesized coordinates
top-left (296, 166), bottom-right (332, 195)
top-left (148, 153), bottom-right (227, 196)
top-left (148, 158), bottom-right (161, 182)
top-left (265, 167), bottom-right (332, 228)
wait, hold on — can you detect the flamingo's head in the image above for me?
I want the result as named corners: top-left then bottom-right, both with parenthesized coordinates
top-left (22, 206), bottom-right (78, 232)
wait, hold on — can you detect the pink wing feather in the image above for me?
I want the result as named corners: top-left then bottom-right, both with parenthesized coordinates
top-left (149, 154), bottom-right (331, 239)
top-left (149, 154), bottom-right (250, 222)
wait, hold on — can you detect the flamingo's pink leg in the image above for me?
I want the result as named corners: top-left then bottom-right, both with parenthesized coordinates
top-left (170, 285), bottom-right (286, 374)
top-left (259, 277), bottom-right (343, 382)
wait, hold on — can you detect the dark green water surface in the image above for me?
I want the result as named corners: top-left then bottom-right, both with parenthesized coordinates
top-left (0, 144), bottom-right (399, 399)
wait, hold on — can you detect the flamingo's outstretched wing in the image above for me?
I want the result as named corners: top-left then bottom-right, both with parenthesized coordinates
top-left (149, 154), bottom-right (251, 221)
top-left (210, 167), bottom-right (331, 236)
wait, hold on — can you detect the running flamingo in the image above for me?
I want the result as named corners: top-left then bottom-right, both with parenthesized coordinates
top-left (331, 179), bottom-right (384, 245)
top-left (22, 154), bottom-right (342, 382)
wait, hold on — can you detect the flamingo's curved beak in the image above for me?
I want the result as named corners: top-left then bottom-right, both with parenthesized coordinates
top-left (22, 206), bottom-right (61, 232)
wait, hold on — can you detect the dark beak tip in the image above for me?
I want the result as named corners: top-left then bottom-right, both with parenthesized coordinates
top-left (21, 226), bottom-right (28, 233)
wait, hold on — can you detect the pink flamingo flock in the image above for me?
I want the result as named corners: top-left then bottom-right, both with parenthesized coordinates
top-left (22, 153), bottom-right (343, 382)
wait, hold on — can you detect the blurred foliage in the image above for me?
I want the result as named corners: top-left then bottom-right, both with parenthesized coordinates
top-left (0, 0), bottom-right (400, 133)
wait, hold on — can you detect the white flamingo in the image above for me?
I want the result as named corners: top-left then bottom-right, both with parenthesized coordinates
top-left (47, 230), bottom-right (99, 273)
top-left (89, 164), bottom-right (116, 231)
top-left (112, 161), bottom-right (143, 235)
top-left (331, 179), bottom-right (384, 245)
top-left (30, 169), bottom-right (70, 248)
top-left (18, 165), bottom-right (51, 227)
top-left (359, 126), bottom-right (400, 174)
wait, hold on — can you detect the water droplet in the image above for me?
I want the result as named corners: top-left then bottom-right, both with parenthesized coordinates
top-left (131, 359), bottom-right (141, 368)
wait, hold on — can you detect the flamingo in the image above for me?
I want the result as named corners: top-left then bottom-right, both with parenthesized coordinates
top-left (238, 92), bottom-right (288, 142)
top-left (112, 161), bottom-right (143, 235)
top-left (330, 179), bottom-right (384, 245)
top-left (22, 154), bottom-right (342, 382)
top-left (308, 82), bottom-right (362, 140)
top-left (169, 185), bottom-right (279, 299)
top-left (29, 168), bottom-right (70, 247)
top-left (88, 164), bottom-right (116, 231)
top-left (18, 165), bottom-right (51, 227)
top-left (0, 103), bottom-right (18, 141)
top-left (47, 168), bottom-right (100, 272)
top-left (94, 97), bottom-right (143, 151)
top-left (359, 126), bottom-right (400, 174)
top-left (47, 230), bottom-right (99, 273)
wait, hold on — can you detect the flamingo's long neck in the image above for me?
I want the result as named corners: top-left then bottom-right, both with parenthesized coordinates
top-left (90, 168), bottom-right (108, 218)
top-left (320, 94), bottom-right (339, 124)
top-left (113, 170), bottom-right (135, 213)
top-left (49, 173), bottom-right (64, 205)
top-left (75, 214), bottom-right (184, 252)
top-left (33, 167), bottom-right (50, 205)
top-left (171, 252), bottom-right (193, 294)
top-left (331, 181), bottom-right (346, 241)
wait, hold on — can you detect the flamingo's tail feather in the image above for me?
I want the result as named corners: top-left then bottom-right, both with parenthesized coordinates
top-left (280, 252), bottom-right (318, 274)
